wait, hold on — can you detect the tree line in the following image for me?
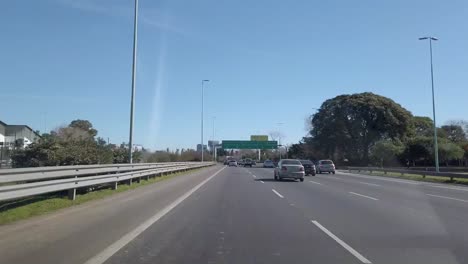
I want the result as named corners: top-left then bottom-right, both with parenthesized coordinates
top-left (10, 120), bottom-right (210, 167)
top-left (288, 92), bottom-right (468, 167)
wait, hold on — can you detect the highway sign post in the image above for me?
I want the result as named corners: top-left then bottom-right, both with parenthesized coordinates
top-left (222, 140), bottom-right (278, 150)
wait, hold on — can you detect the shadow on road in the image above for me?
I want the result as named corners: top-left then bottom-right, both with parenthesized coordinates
top-left (254, 178), bottom-right (299, 183)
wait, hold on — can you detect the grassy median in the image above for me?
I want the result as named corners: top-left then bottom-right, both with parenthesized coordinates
top-left (0, 168), bottom-right (204, 225)
top-left (350, 170), bottom-right (468, 185)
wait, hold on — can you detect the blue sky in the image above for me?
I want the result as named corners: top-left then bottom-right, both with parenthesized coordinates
top-left (2, 0), bottom-right (468, 150)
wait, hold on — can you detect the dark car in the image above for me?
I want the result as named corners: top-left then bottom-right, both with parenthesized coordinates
top-left (244, 158), bottom-right (253, 167)
top-left (299, 160), bottom-right (316, 176)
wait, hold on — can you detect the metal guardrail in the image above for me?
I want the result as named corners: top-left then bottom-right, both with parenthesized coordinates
top-left (347, 167), bottom-right (468, 181)
top-left (0, 162), bottom-right (214, 201)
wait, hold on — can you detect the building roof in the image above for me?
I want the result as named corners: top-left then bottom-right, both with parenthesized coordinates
top-left (0, 121), bottom-right (41, 138)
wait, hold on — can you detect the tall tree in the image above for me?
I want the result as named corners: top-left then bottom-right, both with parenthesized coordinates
top-left (310, 92), bottom-right (413, 165)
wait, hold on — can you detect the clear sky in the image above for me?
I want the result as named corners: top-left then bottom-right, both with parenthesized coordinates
top-left (2, 0), bottom-right (467, 150)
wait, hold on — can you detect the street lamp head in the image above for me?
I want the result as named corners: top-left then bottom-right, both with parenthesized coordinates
top-left (419, 36), bottom-right (438, 41)
top-left (202, 79), bottom-right (210, 82)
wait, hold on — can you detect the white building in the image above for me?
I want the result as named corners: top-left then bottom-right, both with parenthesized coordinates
top-left (0, 121), bottom-right (41, 149)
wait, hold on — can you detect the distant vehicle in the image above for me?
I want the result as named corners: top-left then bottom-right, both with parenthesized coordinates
top-left (228, 160), bottom-right (238, 167)
top-left (316, 160), bottom-right (336, 174)
top-left (299, 160), bottom-right (316, 176)
top-left (252, 160), bottom-right (257, 166)
top-left (263, 160), bottom-right (275, 168)
top-left (224, 160), bottom-right (230, 165)
top-left (274, 159), bottom-right (305, 182)
top-left (238, 159), bottom-right (245, 166)
top-left (244, 158), bottom-right (253, 167)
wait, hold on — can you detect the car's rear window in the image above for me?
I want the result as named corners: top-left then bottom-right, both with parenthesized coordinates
top-left (321, 160), bottom-right (333, 165)
top-left (282, 160), bottom-right (302, 165)
top-left (300, 160), bottom-right (313, 165)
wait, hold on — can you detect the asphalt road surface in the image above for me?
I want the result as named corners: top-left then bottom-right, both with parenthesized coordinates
top-left (1, 164), bottom-right (468, 264)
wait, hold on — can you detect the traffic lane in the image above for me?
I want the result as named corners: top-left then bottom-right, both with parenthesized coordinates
top-left (314, 172), bottom-right (468, 229)
top-left (317, 172), bottom-right (468, 210)
top-left (250, 167), bottom-right (464, 264)
top-left (0, 165), bottom-right (223, 264)
top-left (105, 165), bottom-right (363, 264)
top-left (337, 170), bottom-right (468, 200)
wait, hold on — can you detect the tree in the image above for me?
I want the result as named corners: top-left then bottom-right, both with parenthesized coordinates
top-left (402, 137), bottom-right (432, 166)
top-left (441, 125), bottom-right (467, 143)
top-left (438, 141), bottom-right (464, 166)
top-left (370, 140), bottom-right (404, 167)
top-left (310, 92), bottom-right (413, 165)
top-left (412, 116), bottom-right (433, 137)
top-left (69, 120), bottom-right (98, 137)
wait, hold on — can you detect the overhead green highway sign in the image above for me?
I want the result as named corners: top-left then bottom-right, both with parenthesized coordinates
top-left (222, 140), bottom-right (278, 149)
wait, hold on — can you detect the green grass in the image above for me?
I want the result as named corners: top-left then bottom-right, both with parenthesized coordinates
top-left (0, 168), bottom-right (203, 225)
top-left (353, 170), bottom-right (468, 185)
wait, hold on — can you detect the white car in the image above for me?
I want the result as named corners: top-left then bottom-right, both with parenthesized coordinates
top-left (274, 159), bottom-right (305, 182)
top-left (316, 160), bottom-right (336, 174)
top-left (228, 160), bottom-right (238, 167)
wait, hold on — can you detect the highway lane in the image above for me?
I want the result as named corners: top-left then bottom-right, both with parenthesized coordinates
top-left (249, 167), bottom-right (468, 264)
top-left (103, 165), bottom-right (364, 264)
top-left (0, 165), bottom-right (224, 264)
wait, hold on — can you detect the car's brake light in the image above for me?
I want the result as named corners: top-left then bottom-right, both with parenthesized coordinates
top-left (299, 167), bottom-right (304, 171)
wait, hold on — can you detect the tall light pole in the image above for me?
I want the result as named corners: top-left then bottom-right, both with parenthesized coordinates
top-left (128, 0), bottom-right (139, 163)
top-left (419, 36), bottom-right (439, 173)
top-left (212, 116), bottom-right (216, 161)
top-left (277, 122), bottom-right (284, 159)
top-left (201, 80), bottom-right (210, 162)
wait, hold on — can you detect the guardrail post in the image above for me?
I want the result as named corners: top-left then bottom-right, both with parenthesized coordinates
top-left (128, 178), bottom-right (132, 185)
top-left (68, 175), bottom-right (78, 200)
top-left (113, 181), bottom-right (118, 190)
top-left (68, 188), bottom-right (76, 200)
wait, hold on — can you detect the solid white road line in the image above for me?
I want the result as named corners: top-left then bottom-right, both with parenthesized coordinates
top-left (349, 192), bottom-right (379, 201)
top-left (84, 166), bottom-right (226, 264)
top-left (427, 185), bottom-right (468, 192)
top-left (311, 220), bottom-right (372, 264)
top-left (260, 181), bottom-right (265, 183)
top-left (358, 182), bottom-right (381, 187)
top-left (426, 194), bottom-right (468, 203)
top-left (272, 189), bottom-right (284, 198)
top-left (309, 180), bottom-right (322, 185)
top-left (340, 172), bottom-right (420, 185)
top-left (252, 174), bottom-right (257, 178)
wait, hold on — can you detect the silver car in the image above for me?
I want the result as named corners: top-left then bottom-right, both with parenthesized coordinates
top-left (263, 160), bottom-right (275, 168)
top-left (316, 160), bottom-right (335, 174)
top-left (228, 160), bottom-right (238, 167)
top-left (274, 159), bottom-right (305, 182)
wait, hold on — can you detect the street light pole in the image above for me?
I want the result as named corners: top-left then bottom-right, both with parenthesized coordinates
top-left (419, 36), bottom-right (439, 173)
top-left (128, 0), bottom-right (139, 163)
top-left (201, 80), bottom-right (209, 162)
top-left (212, 116), bottom-right (216, 161)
